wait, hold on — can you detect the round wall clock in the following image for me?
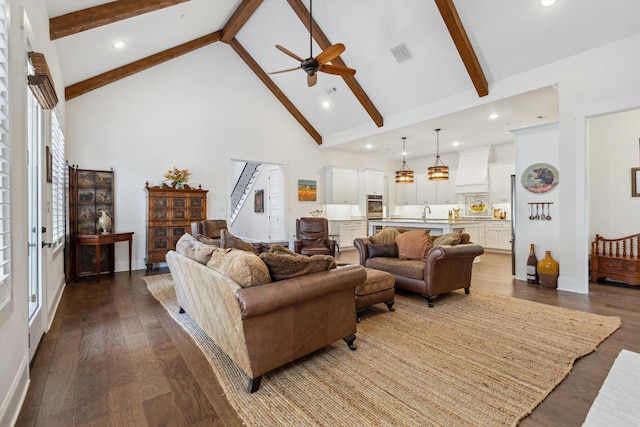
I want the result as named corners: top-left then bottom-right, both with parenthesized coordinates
top-left (521, 163), bottom-right (559, 194)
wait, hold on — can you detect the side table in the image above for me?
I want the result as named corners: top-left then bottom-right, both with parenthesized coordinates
top-left (75, 232), bottom-right (134, 283)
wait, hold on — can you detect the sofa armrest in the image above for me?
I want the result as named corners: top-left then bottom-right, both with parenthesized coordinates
top-left (353, 237), bottom-right (373, 266)
top-left (236, 265), bottom-right (366, 319)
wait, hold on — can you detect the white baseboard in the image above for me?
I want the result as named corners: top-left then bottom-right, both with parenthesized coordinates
top-left (0, 354), bottom-right (30, 427)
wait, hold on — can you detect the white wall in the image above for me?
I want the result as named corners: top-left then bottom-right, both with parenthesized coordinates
top-left (65, 42), bottom-right (391, 271)
top-left (512, 123), bottom-right (560, 282)
top-left (588, 109), bottom-right (640, 239)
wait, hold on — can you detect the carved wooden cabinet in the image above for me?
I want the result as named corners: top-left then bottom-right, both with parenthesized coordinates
top-left (144, 182), bottom-right (208, 271)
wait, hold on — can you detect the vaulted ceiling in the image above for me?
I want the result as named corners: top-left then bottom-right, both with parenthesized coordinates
top-left (47, 0), bottom-right (640, 159)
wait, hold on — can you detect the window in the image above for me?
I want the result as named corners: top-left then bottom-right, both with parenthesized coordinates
top-left (0, 0), bottom-right (11, 312)
top-left (51, 111), bottom-right (65, 250)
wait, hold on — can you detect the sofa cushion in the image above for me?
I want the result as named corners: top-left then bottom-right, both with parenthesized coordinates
top-left (220, 229), bottom-right (256, 253)
top-left (367, 243), bottom-right (398, 259)
top-left (204, 220), bottom-right (227, 239)
top-left (206, 248), bottom-right (271, 287)
top-left (259, 251), bottom-right (337, 281)
top-left (175, 233), bottom-right (217, 264)
top-left (365, 257), bottom-right (425, 281)
top-left (370, 227), bottom-right (400, 244)
top-left (432, 232), bottom-right (462, 246)
top-left (395, 229), bottom-right (433, 260)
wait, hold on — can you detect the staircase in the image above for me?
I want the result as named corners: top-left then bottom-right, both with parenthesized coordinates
top-left (230, 162), bottom-right (262, 224)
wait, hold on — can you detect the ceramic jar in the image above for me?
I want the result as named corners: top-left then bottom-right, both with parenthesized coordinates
top-left (537, 250), bottom-right (559, 288)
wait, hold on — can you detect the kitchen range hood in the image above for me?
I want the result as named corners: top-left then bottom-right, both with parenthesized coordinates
top-left (455, 147), bottom-right (490, 193)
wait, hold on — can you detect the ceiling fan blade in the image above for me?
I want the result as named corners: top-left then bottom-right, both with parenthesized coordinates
top-left (307, 73), bottom-right (318, 87)
top-left (268, 67), bottom-right (301, 75)
top-left (320, 64), bottom-right (356, 77)
top-left (276, 45), bottom-right (304, 62)
top-left (315, 43), bottom-right (345, 65)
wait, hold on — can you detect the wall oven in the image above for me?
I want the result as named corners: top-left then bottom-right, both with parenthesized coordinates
top-left (366, 195), bottom-right (384, 219)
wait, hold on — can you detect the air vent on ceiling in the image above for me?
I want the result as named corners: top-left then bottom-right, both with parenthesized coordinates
top-left (390, 42), bottom-right (413, 64)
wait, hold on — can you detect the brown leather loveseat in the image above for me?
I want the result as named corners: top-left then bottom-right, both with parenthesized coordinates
top-left (354, 229), bottom-right (484, 307)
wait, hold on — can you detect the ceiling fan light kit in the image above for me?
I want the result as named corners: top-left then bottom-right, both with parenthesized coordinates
top-left (269, 0), bottom-right (356, 87)
top-left (395, 137), bottom-right (414, 184)
top-left (428, 128), bottom-right (449, 181)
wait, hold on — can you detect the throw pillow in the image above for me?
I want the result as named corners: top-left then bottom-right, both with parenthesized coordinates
top-left (269, 244), bottom-right (297, 255)
top-left (432, 231), bottom-right (463, 246)
top-left (220, 229), bottom-right (256, 253)
top-left (395, 229), bottom-right (433, 260)
top-left (370, 227), bottom-right (400, 244)
top-left (460, 233), bottom-right (471, 244)
top-left (196, 234), bottom-right (221, 246)
top-left (204, 220), bottom-right (227, 239)
top-left (175, 233), bottom-right (217, 264)
top-left (259, 252), bottom-right (337, 281)
top-left (367, 243), bottom-right (398, 258)
top-left (206, 248), bottom-right (271, 287)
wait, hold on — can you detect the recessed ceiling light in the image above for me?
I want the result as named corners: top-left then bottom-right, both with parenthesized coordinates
top-left (112, 40), bottom-right (126, 49)
top-left (322, 100), bottom-right (331, 109)
top-left (366, 143), bottom-right (372, 149)
top-left (540, 0), bottom-right (556, 6)
top-left (452, 141), bottom-right (459, 147)
top-left (488, 113), bottom-right (500, 120)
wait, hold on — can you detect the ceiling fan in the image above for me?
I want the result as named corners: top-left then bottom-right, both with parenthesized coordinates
top-left (269, 0), bottom-right (356, 87)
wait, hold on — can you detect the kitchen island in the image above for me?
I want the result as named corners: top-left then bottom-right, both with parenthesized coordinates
top-left (368, 219), bottom-right (478, 237)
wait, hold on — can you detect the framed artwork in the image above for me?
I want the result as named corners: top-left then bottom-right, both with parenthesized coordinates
top-left (632, 168), bottom-right (640, 197)
top-left (298, 179), bottom-right (317, 201)
top-left (254, 189), bottom-right (264, 213)
top-left (521, 163), bottom-right (559, 194)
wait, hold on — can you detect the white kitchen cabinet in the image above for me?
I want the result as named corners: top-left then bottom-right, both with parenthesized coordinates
top-left (464, 222), bottom-right (485, 246)
top-left (415, 170), bottom-right (458, 205)
top-left (485, 222), bottom-right (512, 250)
top-left (336, 220), bottom-right (367, 249)
top-left (325, 167), bottom-right (358, 204)
top-left (415, 174), bottom-right (437, 205)
top-left (360, 169), bottom-right (384, 196)
top-left (489, 163), bottom-right (515, 203)
top-left (395, 181), bottom-right (417, 206)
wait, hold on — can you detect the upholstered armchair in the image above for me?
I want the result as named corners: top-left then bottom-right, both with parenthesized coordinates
top-left (190, 219), bottom-right (228, 247)
top-left (294, 217), bottom-right (337, 257)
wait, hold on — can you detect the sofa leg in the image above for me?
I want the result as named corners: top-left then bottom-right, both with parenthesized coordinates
top-left (384, 300), bottom-right (395, 312)
top-left (343, 334), bottom-right (357, 351)
top-left (423, 295), bottom-right (435, 307)
top-left (178, 306), bottom-right (185, 314)
top-left (248, 376), bottom-right (262, 393)
top-left (464, 287), bottom-right (470, 294)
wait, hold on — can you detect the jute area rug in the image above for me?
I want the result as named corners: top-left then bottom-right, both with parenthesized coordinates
top-left (143, 273), bottom-right (621, 427)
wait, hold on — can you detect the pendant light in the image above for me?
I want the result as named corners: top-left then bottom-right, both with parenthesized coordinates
top-left (428, 128), bottom-right (449, 181)
top-left (395, 137), bottom-right (414, 184)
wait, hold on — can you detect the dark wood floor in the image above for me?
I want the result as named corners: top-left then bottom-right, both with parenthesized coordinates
top-left (16, 251), bottom-right (640, 426)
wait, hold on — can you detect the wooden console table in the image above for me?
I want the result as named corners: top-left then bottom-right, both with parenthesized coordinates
top-left (75, 232), bottom-right (134, 283)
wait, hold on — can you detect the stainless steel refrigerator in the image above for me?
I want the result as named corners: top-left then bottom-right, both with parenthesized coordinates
top-left (510, 174), bottom-right (516, 275)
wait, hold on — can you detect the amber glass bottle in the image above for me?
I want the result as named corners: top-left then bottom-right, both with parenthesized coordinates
top-left (527, 244), bottom-right (539, 284)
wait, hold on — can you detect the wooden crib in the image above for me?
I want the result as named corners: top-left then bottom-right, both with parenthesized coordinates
top-left (590, 233), bottom-right (640, 286)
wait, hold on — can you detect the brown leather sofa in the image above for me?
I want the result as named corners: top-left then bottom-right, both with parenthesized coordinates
top-left (294, 217), bottom-right (337, 257)
top-left (166, 249), bottom-right (366, 393)
top-left (354, 236), bottom-right (484, 306)
top-left (190, 219), bottom-right (228, 246)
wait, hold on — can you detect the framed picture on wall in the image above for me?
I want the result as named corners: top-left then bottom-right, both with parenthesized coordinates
top-left (254, 189), bottom-right (264, 213)
top-left (298, 179), bottom-right (317, 201)
top-left (632, 167), bottom-right (640, 197)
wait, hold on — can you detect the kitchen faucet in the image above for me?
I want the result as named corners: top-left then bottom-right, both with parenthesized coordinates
top-left (421, 204), bottom-right (431, 221)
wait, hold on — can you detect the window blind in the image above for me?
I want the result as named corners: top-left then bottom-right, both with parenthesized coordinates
top-left (51, 111), bottom-right (65, 249)
top-left (0, 0), bottom-right (11, 311)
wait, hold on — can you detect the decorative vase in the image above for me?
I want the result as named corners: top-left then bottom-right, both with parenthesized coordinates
top-left (537, 250), bottom-right (559, 288)
top-left (98, 210), bottom-right (112, 235)
top-left (175, 182), bottom-right (185, 190)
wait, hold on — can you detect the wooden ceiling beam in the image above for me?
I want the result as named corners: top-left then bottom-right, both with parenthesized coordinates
top-left (50, 0), bottom-right (189, 40)
top-left (286, 0), bottom-right (384, 128)
top-left (434, 0), bottom-right (488, 97)
top-left (221, 0), bottom-right (263, 43)
top-left (229, 38), bottom-right (322, 145)
top-left (65, 31), bottom-right (222, 101)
